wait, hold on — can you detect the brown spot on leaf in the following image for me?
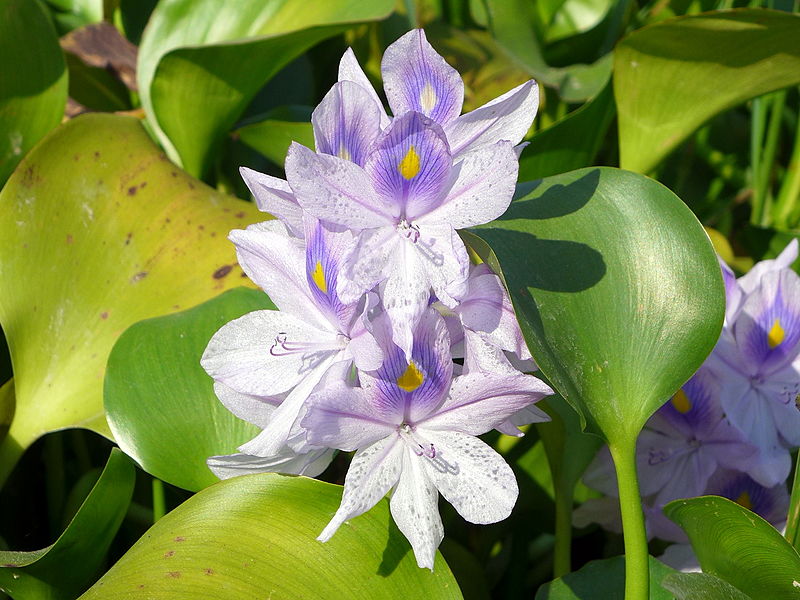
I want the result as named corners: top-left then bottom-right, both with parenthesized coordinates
top-left (171, 171), bottom-right (178, 177)
top-left (213, 265), bottom-right (233, 279)
top-left (174, 536), bottom-right (186, 542)
top-left (166, 572), bottom-right (181, 578)
top-left (127, 185), bottom-right (138, 196)
top-left (164, 550), bottom-right (175, 558)
top-left (125, 232), bottom-right (132, 245)
top-left (198, 224), bottom-right (205, 230)
top-left (203, 568), bottom-right (214, 575)
top-left (100, 311), bottom-right (109, 320)
top-left (235, 211), bottom-right (245, 219)
top-left (66, 234), bottom-right (73, 244)
top-left (94, 151), bottom-right (100, 158)
top-left (130, 271), bottom-right (148, 283)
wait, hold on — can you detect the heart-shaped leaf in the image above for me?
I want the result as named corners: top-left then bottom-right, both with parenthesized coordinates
top-left (472, 168), bottom-right (724, 443)
top-left (0, 0), bottom-right (67, 186)
top-left (615, 8), bottom-right (800, 173)
top-left (0, 113), bottom-right (263, 485)
top-left (665, 495), bottom-right (800, 600)
top-left (105, 288), bottom-right (274, 492)
top-left (137, 0), bottom-right (395, 178)
top-left (78, 474), bottom-right (462, 599)
top-left (0, 449), bottom-right (135, 599)
top-left (534, 555), bottom-right (676, 599)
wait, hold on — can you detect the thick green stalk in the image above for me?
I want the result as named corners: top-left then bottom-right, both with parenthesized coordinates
top-left (773, 95), bottom-right (800, 228)
top-left (609, 437), bottom-right (649, 600)
top-left (758, 90), bottom-right (787, 222)
top-left (552, 478), bottom-right (575, 578)
top-left (152, 477), bottom-right (166, 522)
top-left (750, 96), bottom-right (767, 226)
top-left (784, 455), bottom-right (800, 548)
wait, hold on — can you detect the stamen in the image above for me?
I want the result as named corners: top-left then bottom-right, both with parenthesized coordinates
top-left (269, 332), bottom-right (347, 356)
top-left (398, 220), bottom-right (421, 243)
top-left (399, 423), bottom-right (436, 458)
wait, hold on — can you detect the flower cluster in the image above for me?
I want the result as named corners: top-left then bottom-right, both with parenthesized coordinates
top-left (579, 240), bottom-right (800, 565)
top-left (200, 29), bottom-right (552, 569)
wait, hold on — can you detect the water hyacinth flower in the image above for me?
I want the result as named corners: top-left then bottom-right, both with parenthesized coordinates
top-left (708, 242), bottom-right (800, 485)
top-left (302, 308), bottom-right (552, 569)
top-left (339, 28), bottom-right (539, 157)
top-left (583, 370), bottom-right (758, 507)
top-left (286, 111), bottom-right (519, 358)
top-left (201, 217), bottom-right (382, 465)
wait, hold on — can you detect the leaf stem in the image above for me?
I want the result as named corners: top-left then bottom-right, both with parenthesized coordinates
top-left (609, 436), bottom-right (649, 600)
top-left (773, 91), bottom-right (800, 228)
top-left (552, 478), bottom-right (575, 577)
top-left (152, 477), bottom-right (166, 522)
top-left (750, 96), bottom-right (767, 226)
top-left (784, 454), bottom-right (800, 548)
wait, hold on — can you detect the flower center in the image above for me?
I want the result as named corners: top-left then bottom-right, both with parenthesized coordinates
top-left (398, 423), bottom-right (436, 458)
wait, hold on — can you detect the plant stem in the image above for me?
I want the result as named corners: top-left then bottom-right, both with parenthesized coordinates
top-left (773, 92), bottom-right (800, 228)
top-left (750, 96), bottom-right (767, 226)
top-left (552, 478), bottom-right (575, 578)
top-left (785, 454), bottom-right (800, 548)
top-left (609, 437), bottom-right (649, 600)
top-left (152, 477), bottom-right (166, 522)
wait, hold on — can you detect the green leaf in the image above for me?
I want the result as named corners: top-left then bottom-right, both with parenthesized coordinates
top-left (484, 0), bottom-right (612, 102)
top-left (237, 106), bottom-right (314, 167)
top-left (518, 82), bottom-right (615, 181)
top-left (615, 8), bottom-right (800, 173)
top-left (105, 288), bottom-right (274, 492)
top-left (63, 53), bottom-right (131, 113)
top-left (78, 474), bottom-right (463, 599)
top-left (664, 495), bottom-right (800, 599)
top-left (0, 449), bottom-right (135, 599)
top-left (0, 114), bottom-right (264, 486)
top-left (0, 0), bottom-right (68, 187)
top-left (534, 555), bottom-right (676, 599)
top-left (471, 167), bottom-right (724, 442)
top-left (661, 572), bottom-right (753, 600)
top-left (137, 0), bottom-right (395, 178)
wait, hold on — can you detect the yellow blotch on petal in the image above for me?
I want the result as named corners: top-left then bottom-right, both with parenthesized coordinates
top-left (397, 361), bottom-right (424, 392)
top-left (398, 145), bottom-right (421, 180)
top-left (420, 82), bottom-right (437, 115)
top-left (768, 319), bottom-right (785, 349)
top-left (735, 491), bottom-right (753, 511)
top-left (311, 260), bottom-right (327, 293)
top-left (337, 144), bottom-right (351, 161)
top-left (671, 389), bottom-right (692, 414)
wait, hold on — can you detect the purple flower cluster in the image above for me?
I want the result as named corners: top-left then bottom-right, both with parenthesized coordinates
top-left (580, 241), bottom-right (800, 561)
top-left (200, 29), bottom-right (552, 569)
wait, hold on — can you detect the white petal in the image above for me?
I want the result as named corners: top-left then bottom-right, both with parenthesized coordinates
top-left (207, 447), bottom-right (334, 479)
top-left (418, 223), bottom-right (470, 309)
top-left (390, 449), bottom-right (444, 571)
top-left (213, 380), bottom-right (282, 428)
top-left (237, 353), bottom-right (337, 456)
top-left (382, 241), bottom-right (432, 358)
top-left (239, 167), bottom-right (304, 236)
top-left (337, 227), bottom-right (398, 304)
top-left (338, 47), bottom-right (391, 130)
top-left (285, 142), bottom-right (394, 229)
top-left (229, 224), bottom-right (329, 328)
top-left (418, 141), bottom-right (518, 229)
top-left (201, 310), bottom-right (334, 396)
top-left (318, 436), bottom-right (404, 541)
top-left (445, 80), bottom-right (538, 157)
top-left (421, 430), bottom-right (518, 524)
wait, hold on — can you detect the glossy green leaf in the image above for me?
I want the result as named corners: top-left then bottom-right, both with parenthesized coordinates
top-left (237, 106), bottom-right (314, 167)
top-left (484, 0), bottom-right (612, 102)
top-left (534, 555), bottom-right (676, 599)
top-left (0, 114), bottom-right (264, 485)
top-left (63, 52), bottom-right (131, 113)
top-left (44, 0), bottom-right (103, 32)
top-left (518, 82), bottom-right (615, 181)
top-left (105, 288), bottom-right (274, 492)
top-left (0, 449), bottom-right (135, 599)
top-left (79, 474), bottom-right (462, 599)
top-left (471, 168), bottom-right (724, 442)
top-left (0, 0), bottom-right (68, 186)
top-left (137, 0), bottom-right (395, 178)
top-left (616, 8), bottom-right (800, 173)
top-left (665, 495), bottom-right (800, 599)
top-left (661, 572), bottom-right (753, 600)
